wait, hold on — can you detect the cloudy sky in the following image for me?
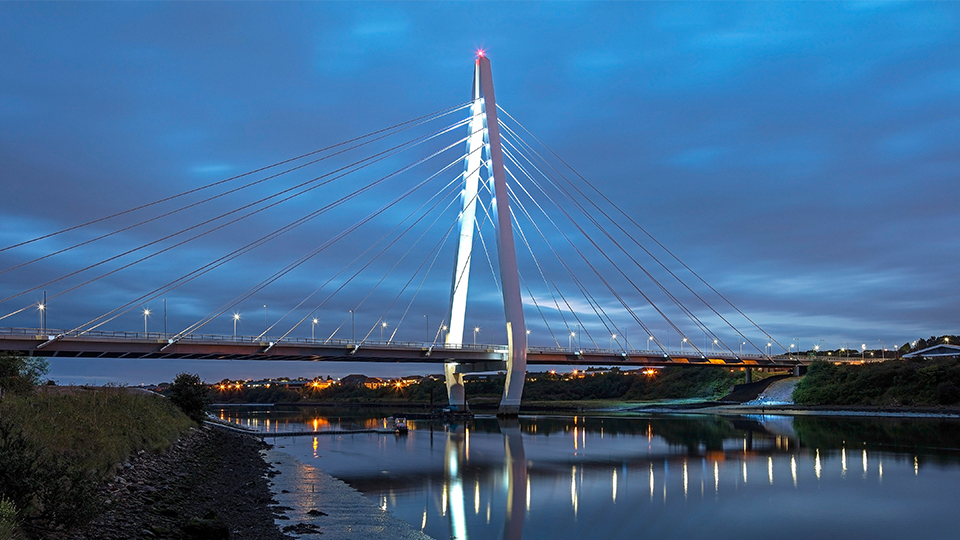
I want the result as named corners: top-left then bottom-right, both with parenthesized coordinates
top-left (2, 2), bottom-right (958, 384)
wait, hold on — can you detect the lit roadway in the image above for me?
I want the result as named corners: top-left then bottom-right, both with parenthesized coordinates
top-left (0, 327), bottom-right (805, 368)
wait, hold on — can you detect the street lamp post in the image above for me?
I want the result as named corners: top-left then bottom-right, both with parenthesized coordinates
top-left (38, 302), bottom-right (45, 335)
top-left (233, 313), bottom-right (240, 337)
top-left (610, 334), bottom-right (616, 349)
top-left (263, 305), bottom-right (267, 336)
top-left (569, 331), bottom-right (575, 349)
top-left (861, 343), bottom-right (866, 361)
top-left (648, 335), bottom-right (654, 351)
top-left (789, 343), bottom-right (795, 357)
top-left (312, 318), bottom-right (318, 341)
top-left (474, 326), bottom-right (480, 346)
top-left (381, 322), bottom-right (388, 342)
top-left (349, 310), bottom-right (355, 342)
top-left (143, 308), bottom-right (150, 334)
top-left (712, 339), bottom-right (718, 353)
top-left (681, 337), bottom-right (687, 354)
top-left (424, 315), bottom-right (429, 342)
top-left (740, 341), bottom-right (745, 356)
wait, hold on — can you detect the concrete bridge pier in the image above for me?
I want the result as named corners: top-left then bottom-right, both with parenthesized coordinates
top-left (744, 368), bottom-right (753, 384)
top-left (444, 363), bottom-right (466, 410)
top-left (794, 365), bottom-right (807, 377)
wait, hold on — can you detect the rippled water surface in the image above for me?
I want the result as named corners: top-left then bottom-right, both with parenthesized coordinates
top-left (218, 407), bottom-right (960, 540)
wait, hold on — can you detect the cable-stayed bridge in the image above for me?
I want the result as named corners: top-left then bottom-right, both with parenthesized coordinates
top-left (0, 54), bottom-right (801, 414)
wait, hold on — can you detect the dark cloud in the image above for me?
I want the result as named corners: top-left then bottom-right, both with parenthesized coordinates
top-left (2, 2), bottom-right (958, 383)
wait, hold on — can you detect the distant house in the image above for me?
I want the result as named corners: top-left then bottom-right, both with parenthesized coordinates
top-left (340, 374), bottom-right (369, 386)
top-left (903, 344), bottom-right (960, 359)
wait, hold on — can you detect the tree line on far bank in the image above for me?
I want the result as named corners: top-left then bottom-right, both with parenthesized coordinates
top-left (209, 366), bottom-right (750, 405)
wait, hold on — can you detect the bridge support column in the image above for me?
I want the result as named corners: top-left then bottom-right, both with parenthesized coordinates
top-left (744, 368), bottom-right (753, 384)
top-left (476, 55), bottom-right (527, 416)
top-left (794, 365), bottom-right (807, 377)
top-left (444, 54), bottom-right (527, 416)
top-left (444, 362), bottom-right (466, 410)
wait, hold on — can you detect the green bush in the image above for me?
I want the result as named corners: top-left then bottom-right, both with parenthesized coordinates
top-left (793, 358), bottom-right (960, 406)
top-left (0, 355), bottom-right (48, 396)
top-left (0, 496), bottom-right (23, 540)
top-left (167, 372), bottom-right (213, 423)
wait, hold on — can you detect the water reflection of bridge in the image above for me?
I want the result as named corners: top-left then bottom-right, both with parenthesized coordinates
top-left (233, 411), bottom-right (960, 540)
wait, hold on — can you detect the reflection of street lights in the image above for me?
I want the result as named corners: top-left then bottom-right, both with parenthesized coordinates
top-left (474, 326), bottom-right (480, 346)
top-left (380, 322), bottom-right (388, 342)
top-left (312, 318), bottom-right (318, 340)
top-left (233, 313), bottom-right (240, 337)
top-left (143, 308), bottom-right (150, 334)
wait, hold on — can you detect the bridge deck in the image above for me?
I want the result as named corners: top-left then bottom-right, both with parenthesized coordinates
top-left (0, 327), bottom-right (809, 368)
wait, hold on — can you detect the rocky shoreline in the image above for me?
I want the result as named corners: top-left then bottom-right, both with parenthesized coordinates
top-left (53, 425), bottom-right (293, 540)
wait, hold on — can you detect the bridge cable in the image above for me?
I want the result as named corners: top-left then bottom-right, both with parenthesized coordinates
top-left (44, 130), bottom-right (475, 340)
top-left (506, 166), bottom-right (632, 353)
top-left (0, 101), bottom-right (472, 255)
top-left (171, 139), bottom-right (476, 341)
top-left (0, 113), bottom-right (481, 313)
top-left (499, 138), bottom-right (674, 356)
top-left (272, 163), bottom-right (468, 345)
top-left (503, 135), bottom-right (730, 358)
top-left (0, 103), bottom-right (477, 277)
top-left (498, 105), bottom-right (784, 356)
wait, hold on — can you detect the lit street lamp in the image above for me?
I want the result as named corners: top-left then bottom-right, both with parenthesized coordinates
top-left (381, 322), bottom-right (388, 342)
top-left (861, 343), bottom-right (866, 361)
top-left (740, 341), bottom-right (746, 356)
top-left (143, 308), bottom-right (150, 334)
top-left (610, 334), bottom-right (616, 348)
top-left (312, 318), bottom-right (318, 340)
top-left (681, 337), bottom-right (688, 353)
top-left (233, 313), bottom-right (240, 337)
top-left (474, 326), bottom-right (481, 346)
top-left (38, 302), bottom-right (45, 334)
top-left (648, 335), bottom-right (654, 350)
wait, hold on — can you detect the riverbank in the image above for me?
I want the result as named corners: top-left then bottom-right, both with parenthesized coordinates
top-left (56, 426), bottom-right (288, 540)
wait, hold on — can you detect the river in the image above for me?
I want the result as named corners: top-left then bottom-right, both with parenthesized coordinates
top-left (217, 406), bottom-right (960, 540)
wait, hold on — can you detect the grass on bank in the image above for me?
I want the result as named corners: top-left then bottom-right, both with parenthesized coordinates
top-left (793, 358), bottom-right (960, 406)
top-left (0, 387), bottom-right (195, 537)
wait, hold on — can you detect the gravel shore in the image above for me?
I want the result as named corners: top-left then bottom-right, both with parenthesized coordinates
top-left (56, 425), bottom-right (290, 540)
top-left (48, 423), bottom-right (434, 540)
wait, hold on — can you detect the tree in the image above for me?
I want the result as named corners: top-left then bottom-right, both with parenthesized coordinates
top-left (0, 355), bottom-right (49, 396)
top-left (167, 372), bottom-right (211, 423)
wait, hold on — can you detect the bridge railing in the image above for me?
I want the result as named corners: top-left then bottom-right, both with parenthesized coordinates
top-left (0, 326), bottom-right (786, 360)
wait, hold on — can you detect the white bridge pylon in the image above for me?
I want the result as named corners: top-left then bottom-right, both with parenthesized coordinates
top-left (444, 54), bottom-right (527, 416)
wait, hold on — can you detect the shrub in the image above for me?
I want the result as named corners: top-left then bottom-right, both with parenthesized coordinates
top-left (0, 355), bottom-right (49, 396)
top-left (0, 496), bottom-right (23, 540)
top-left (168, 372), bottom-right (212, 423)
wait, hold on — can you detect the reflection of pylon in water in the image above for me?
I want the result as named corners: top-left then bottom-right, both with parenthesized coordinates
top-left (444, 53), bottom-right (527, 416)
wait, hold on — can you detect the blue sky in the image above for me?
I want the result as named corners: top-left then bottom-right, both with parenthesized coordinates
top-left (1, 2), bottom-right (958, 384)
